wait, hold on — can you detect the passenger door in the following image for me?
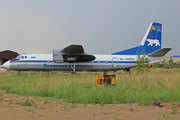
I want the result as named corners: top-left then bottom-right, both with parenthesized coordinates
top-left (112, 57), bottom-right (119, 68)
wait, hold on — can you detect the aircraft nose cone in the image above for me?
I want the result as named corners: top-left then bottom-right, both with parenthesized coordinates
top-left (3, 61), bottom-right (10, 69)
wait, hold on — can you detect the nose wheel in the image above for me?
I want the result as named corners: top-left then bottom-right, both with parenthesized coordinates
top-left (18, 71), bottom-right (20, 75)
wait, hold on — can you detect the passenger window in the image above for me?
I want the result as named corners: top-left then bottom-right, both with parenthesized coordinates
top-left (21, 56), bottom-right (24, 59)
top-left (25, 56), bottom-right (27, 59)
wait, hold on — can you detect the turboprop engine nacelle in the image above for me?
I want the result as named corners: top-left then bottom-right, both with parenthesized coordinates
top-left (53, 49), bottom-right (64, 63)
top-left (62, 53), bottom-right (95, 63)
top-left (53, 49), bottom-right (95, 63)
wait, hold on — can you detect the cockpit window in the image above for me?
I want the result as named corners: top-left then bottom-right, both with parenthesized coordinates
top-left (10, 59), bottom-right (19, 62)
top-left (16, 56), bottom-right (20, 59)
top-left (10, 55), bottom-right (20, 62)
top-left (10, 57), bottom-right (20, 62)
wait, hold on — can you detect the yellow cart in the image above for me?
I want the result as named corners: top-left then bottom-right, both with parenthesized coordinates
top-left (96, 74), bottom-right (116, 87)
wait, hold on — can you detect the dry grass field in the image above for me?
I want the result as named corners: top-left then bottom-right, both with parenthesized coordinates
top-left (0, 68), bottom-right (180, 119)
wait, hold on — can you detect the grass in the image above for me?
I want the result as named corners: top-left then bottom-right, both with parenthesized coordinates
top-left (43, 99), bottom-right (49, 104)
top-left (93, 110), bottom-right (95, 116)
top-left (130, 108), bottom-right (134, 112)
top-left (171, 105), bottom-right (178, 114)
top-left (23, 108), bottom-right (35, 112)
top-left (16, 98), bottom-right (34, 106)
top-left (0, 98), bottom-right (3, 102)
top-left (159, 113), bottom-right (174, 120)
top-left (0, 68), bottom-right (180, 104)
top-left (8, 100), bottom-right (13, 105)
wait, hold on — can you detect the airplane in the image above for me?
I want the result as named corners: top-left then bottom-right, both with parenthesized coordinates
top-left (3, 22), bottom-right (171, 74)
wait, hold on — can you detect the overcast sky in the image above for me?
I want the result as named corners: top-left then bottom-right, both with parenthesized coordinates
top-left (0, 0), bottom-right (179, 56)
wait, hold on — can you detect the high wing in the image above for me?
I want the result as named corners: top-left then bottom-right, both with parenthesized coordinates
top-left (53, 45), bottom-right (96, 63)
top-left (61, 44), bottom-right (84, 53)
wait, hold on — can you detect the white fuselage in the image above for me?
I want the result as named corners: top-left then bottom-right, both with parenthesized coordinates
top-left (3, 53), bottom-right (163, 72)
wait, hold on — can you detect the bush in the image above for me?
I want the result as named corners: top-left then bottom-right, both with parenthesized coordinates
top-left (135, 50), bottom-right (149, 73)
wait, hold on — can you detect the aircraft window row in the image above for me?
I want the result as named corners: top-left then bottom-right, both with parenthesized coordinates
top-left (90, 61), bottom-right (108, 64)
top-left (88, 61), bottom-right (109, 63)
top-left (21, 56), bottom-right (27, 59)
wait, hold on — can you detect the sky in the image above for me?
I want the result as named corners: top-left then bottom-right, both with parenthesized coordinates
top-left (0, 0), bottom-right (179, 56)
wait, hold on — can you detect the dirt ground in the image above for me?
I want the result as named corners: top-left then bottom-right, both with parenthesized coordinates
top-left (0, 90), bottom-right (180, 120)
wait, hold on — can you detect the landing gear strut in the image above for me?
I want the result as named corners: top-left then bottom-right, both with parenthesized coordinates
top-left (124, 68), bottom-right (130, 72)
top-left (18, 71), bottom-right (20, 75)
top-left (71, 62), bottom-right (76, 74)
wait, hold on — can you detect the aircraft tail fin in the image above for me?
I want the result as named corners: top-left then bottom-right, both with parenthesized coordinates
top-left (136, 22), bottom-right (162, 55)
top-left (111, 22), bottom-right (162, 55)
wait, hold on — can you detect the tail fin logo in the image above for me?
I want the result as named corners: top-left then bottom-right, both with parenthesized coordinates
top-left (147, 39), bottom-right (160, 46)
top-left (151, 25), bottom-right (161, 31)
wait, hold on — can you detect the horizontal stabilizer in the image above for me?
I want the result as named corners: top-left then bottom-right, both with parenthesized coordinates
top-left (148, 48), bottom-right (171, 57)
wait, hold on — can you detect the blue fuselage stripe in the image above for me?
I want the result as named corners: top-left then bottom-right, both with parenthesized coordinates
top-left (10, 60), bottom-right (136, 64)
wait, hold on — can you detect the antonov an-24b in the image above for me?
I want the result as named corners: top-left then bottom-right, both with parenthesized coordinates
top-left (3, 22), bottom-right (171, 73)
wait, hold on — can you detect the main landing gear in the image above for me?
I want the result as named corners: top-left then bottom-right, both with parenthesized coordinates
top-left (123, 68), bottom-right (130, 72)
top-left (71, 62), bottom-right (77, 74)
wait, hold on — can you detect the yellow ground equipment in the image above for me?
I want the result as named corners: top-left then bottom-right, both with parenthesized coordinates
top-left (96, 74), bottom-right (116, 87)
top-left (148, 62), bottom-right (164, 68)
